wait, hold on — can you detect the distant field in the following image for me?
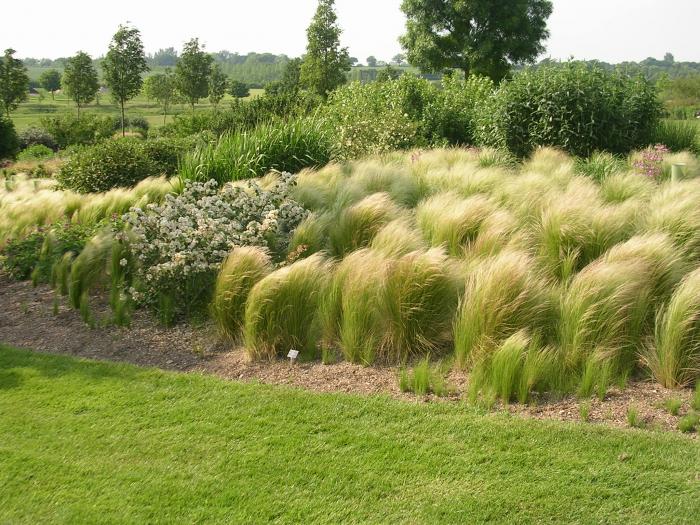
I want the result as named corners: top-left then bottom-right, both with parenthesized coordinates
top-left (11, 89), bottom-right (264, 130)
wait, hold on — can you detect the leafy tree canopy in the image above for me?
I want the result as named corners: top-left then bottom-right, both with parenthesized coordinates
top-left (175, 38), bottom-right (213, 110)
top-left (0, 48), bottom-right (29, 116)
top-left (61, 51), bottom-right (99, 114)
top-left (400, 0), bottom-right (553, 81)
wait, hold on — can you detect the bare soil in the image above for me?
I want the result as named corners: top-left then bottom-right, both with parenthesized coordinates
top-left (1, 274), bottom-right (696, 435)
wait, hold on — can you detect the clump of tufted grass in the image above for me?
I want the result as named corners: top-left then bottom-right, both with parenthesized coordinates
top-left (416, 192), bottom-right (500, 256)
top-left (453, 250), bottom-right (555, 367)
top-left (67, 231), bottom-right (114, 310)
top-left (599, 172), bottom-right (654, 203)
top-left (212, 247), bottom-right (272, 342)
top-left (468, 330), bottom-right (563, 404)
top-left (645, 179), bottom-right (700, 261)
top-left (399, 356), bottom-right (449, 396)
top-left (327, 192), bottom-right (402, 258)
top-left (648, 267), bottom-right (700, 388)
top-left (575, 151), bottom-right (628, 182)
top-left (370, 218), bottom-right (425, 258)
top-left (244, 253), bottom-right (333, 360)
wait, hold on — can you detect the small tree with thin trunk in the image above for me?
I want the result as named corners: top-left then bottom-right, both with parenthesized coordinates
top-left (102, 24), bottom-right (149, 136)
top-left (175, 38), bottom-right (213, 111)
top-left (208, 63), bottom-right (227, 109)
top-left (0, 48), bottom-right (29, 117)
top-left (39, 69), bottom-right (61, 100)
top-left (143, 69), bottom-right (178, 125)
top-left (62, 52), bottom-right (99, 116)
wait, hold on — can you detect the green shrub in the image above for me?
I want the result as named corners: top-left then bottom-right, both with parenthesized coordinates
top-left (17, 126), bottom-right (57, 151)
top-left (0, 117), bottom-right (19, 160)
top-left (56, 138), bottom-right (160, 193)
top-left (179, 118), bottom-right (332, 185)
top-left (653, 120), bottom-right (699, 154)
top-left (140, 137), bottom-right (193, 175)
top-left (17, 144), bottom-right (54, 161)
top-left (244, 254), bottom-right (332, 360)
top-left (0, 231), bottom-right (45, 279)
top-left (41, 114), bottom-right (114, 148)
top-left (212, 247), bottom-right (272, 341)
top-left (475, 63), bottom-right (662, 157)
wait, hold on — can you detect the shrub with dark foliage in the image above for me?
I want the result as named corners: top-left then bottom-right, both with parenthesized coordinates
top-left (475, 63), bottom-right (662, 157)
top-left (0, 117), bottom-right (20, 160)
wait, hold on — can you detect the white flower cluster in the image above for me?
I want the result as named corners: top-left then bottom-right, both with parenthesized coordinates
top-left (124, 173), bottom-right (308, 306)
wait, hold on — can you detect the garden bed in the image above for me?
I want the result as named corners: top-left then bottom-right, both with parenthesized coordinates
top-left (1, 274), bottom-right (695, 434)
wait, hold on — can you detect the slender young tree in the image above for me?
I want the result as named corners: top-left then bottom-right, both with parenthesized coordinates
top-left (61, 51), bottom-right (99, 116)
top-left (143, 69), bottom-right (178, 125)
top-left (228, 79), bottom-right (250, 99)
top-left (175, 38), bottom-right (213, 111)
top-left (208, 63), bottom-right (228, 109)
top-left (102, 24), bottom-right (149, 136)
top-left (0, 49), bottom-right (29, 117)
top-left (39, 69), bottom-right (61, 100)
top-left (400, 0), bottom-right (553, 81)
top-left (299, 0), bottom-right (351, 97)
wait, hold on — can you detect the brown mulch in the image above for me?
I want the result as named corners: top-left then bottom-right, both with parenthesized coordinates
top-left (0, 275), bottom-right (696, 435)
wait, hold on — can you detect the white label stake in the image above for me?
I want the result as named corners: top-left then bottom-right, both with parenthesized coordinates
top-left (287, 349), bottom-right (299, 365)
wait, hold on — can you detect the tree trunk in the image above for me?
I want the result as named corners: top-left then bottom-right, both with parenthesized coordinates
top-left (121, 102), bottom-right (126, 137)
top-left (77, 103), bottom-right (81, 117)
top-left (51, 91), bottom-right (55, 101)
top-left (463, 67), bottom-right (470, 79)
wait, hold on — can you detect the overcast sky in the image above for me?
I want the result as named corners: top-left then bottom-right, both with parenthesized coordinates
top-left (2, 0), bottom-right (698, 63)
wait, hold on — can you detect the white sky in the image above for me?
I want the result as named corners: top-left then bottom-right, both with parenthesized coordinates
top-left (2, 0), bottom-right (698, 63)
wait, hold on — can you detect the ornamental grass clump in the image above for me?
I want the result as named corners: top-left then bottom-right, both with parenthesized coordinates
top-left (648, 268), bottom-right (700, 388)
top-left (558, 257), bottom-right (654, 388)
top-left (646, 180), bottom-right (700, 261)
top-left (211, 247), bottom-right (273, 341)
top-left (453, 250), bottom-right (555, 367)
top-left (468, 331), bottom-right (562, 404)
top-left (327, 192), bottom-right (402, 258)
top-left (370, 218), bottom-right (425, 257)
top-left (416, 192), bottom-right (500, 256)
top-left (125, 173), bottom-right (307, 318)
top-left (244, 253), bottom-right (332, 360)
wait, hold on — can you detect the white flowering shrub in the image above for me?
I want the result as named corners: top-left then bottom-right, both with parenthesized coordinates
top-left (123, 173), bottom-right (308, 320)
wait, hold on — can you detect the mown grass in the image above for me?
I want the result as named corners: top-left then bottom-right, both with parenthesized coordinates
top-left (1, 346), bottom-right (699, 524)
top-left (11, 90), bottom-right (264, 130)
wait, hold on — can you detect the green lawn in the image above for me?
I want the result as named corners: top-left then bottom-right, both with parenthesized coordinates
top-left (1, 345), bottom-right (698, 524)
top-left (11, 89), bottom-right (264, 131)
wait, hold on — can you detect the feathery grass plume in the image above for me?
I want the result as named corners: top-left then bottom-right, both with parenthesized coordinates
top-left (417, 160), bottom-right (509, 198)
top-left (244, 253), bottom-right (332, 360)
top-left (648, 267), bottom-right (700, 388)
top-left (468, 330), bottom-right (562, 404)
top-left (534, 180), bottom-right (639, 280)
top-left (467, 208), bottom-right (520, 259)
top-left (494, 171), bottom-right (570, 224)
top-left (328, 192), bottom-right (402, 258)
top-left (558, 257), bottom-right (653, 385)
top-left (604, 233), bottom-right (689, 304)
top-left (330, 249), bottom-right (389, 363)
top-left (646, 179), bottom-right (700, 261)
top-left (212, 247), bottom-right (273, 342)
top-left (370, 218), bottom-right (425, 257)
top-left (288, 212), bottom-right (333, 257)
top-left (453, 250), bottom-right (555, 367)
top-left (335, 158), bottom-right (426, 208)
top-left (521, 147), bottom-right (578, 182)
top-left (67, 231), bottom-right (114, 310)
top-left (378, 248), bottom-right (462, 362)
top-left (292, 164), bottom-right (345, 211)
top-left (575, 152), bottom-right (629, 182)
top-left (51, 251), bottom-right (75, 296)
top-left (599, 172), bottom-right (654, 203)
top-left (416, 192), bottom-right (501, 256)
top-left (476, 147), bottom-right (518, 169)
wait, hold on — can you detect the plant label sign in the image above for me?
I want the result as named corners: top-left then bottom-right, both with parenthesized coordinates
top-left (287, 349), bottom-right (299, 363)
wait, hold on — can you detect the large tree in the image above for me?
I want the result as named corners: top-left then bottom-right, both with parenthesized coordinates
top-left (102, 24), bottom-right (149, 136)
top-left (61, 51), bottom-right (99, 116)
top-left (299, 0), bottom-right (351, 97)
top-left (208, 63), bottom-right (228, 109)
top-left (400, 0), bottom-right (553, 81)
top-left (175, 38), bottom-right (213, 111)
top-left (143, 69), bottom-right (178, 125)
top-left (39, 69), bottom-right (61, 100)
top-left (0, 49), bottom-right (29, 117)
